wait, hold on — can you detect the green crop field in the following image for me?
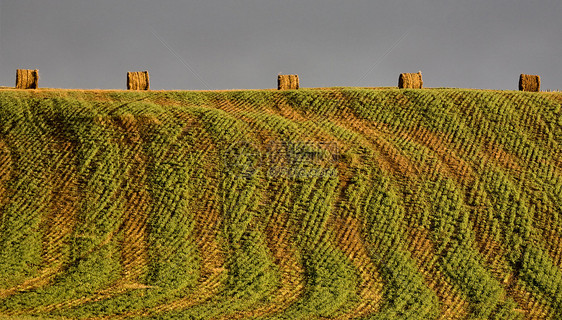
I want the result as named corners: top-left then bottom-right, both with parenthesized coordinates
top-left (0, 87), bottom-right (561, 319)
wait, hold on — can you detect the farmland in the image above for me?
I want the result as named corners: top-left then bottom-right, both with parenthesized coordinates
top-left (0, 87), bottom-right (561, 319)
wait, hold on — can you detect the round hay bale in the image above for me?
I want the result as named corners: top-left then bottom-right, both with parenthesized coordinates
top-left (278, 74), bottom-right (299, 90)
top-left (519, 74), bottom-right (540, 92)
top-left (127, 71), bottom-right (150, 90)
top-left (16, 69), bottom-right (39, 89)
top-left (399, 71), bottom-right (423, 89)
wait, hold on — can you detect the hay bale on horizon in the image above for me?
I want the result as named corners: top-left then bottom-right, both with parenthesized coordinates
top-left (16, 69), bottom-right (39, 89)
top-left (519, 74), bottom-right (540, 92)
top-left (398, 71), bottom-right (423, 89)
top-left (127, 71), bottom-right (150, 90)
top-left (278, 74), bottom-right (299, 90)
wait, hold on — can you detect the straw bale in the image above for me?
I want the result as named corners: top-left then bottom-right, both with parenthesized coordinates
top-left (278, 74), bottom-right (299, 90)
top-left (519, 74), bottom-right (540, 92)
top-left (15, 69), bottom-right (39, 89)
top-left (399, 71), bottom-right (423, 89)
top-left (127, 71), bottom-right (150, 90)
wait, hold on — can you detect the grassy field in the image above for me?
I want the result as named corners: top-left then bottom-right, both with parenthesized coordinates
top-left (0, 87), bottom-right (560, 319)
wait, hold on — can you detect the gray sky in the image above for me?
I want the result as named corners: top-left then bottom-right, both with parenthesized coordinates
top-left (1, 0), bottom-right (561, 91)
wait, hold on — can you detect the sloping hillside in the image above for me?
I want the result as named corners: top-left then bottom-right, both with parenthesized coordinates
top-left (0, 88), bottom-right (561, 319)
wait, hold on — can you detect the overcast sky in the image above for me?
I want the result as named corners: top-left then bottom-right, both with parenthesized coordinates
top-left (0, 0), bottom-right (561, 91)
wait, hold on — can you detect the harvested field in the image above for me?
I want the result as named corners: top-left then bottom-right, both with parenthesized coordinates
top-left (0, 88), bottom-right (561, 319)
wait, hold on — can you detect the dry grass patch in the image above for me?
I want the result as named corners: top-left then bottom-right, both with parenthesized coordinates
top-left (330, 214), bottom-right (384, 318)
top-left (0, 141), bottom-right (12, 208)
